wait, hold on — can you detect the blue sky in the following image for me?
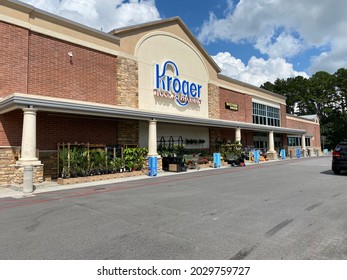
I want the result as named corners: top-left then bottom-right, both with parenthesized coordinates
top-left (18, 0), bottom-right (347, 86)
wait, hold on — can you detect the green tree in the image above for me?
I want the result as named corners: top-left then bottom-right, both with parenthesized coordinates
top-left (261, 68), bottom-right (347, 148)
top-left (334, 68), bottom-right (347, 113)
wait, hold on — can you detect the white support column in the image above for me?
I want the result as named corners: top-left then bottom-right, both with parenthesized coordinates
top-left (18, 107), bottom-right (41, 165)
top-left (301, 134), bottom-right (307, 157)
top-left (235, 127), bottom-right (241, 143)
top-left (148, 119), bottom-right (158, 157)
top-left (266, 130), bottom-right (277, 160)
top-left (268, 130), bottom-right (275, 152)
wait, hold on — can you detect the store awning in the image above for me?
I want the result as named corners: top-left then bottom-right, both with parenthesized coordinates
top-left (0, 93), bottom-right (306, 135)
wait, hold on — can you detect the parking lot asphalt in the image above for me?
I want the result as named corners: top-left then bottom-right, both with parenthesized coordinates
top-left (0, 157), bottom-right (277, 199)
top-left (1, 156), bottom-right (346, 260)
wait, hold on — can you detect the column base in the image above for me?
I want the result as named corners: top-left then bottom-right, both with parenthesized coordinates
top-left (16, 159), bottom-right (42, 166)
top-left (13, 163), bottom-right (44, 185)
top-left (266, 151), bottom-right (278, 160)
top-left (147, 153), bottom-right (159, 157)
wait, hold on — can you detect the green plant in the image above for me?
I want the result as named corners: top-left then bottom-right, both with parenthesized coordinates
top-left (58, 147), bottom-right (69, 178)
top-left (108, 157), bottom-right (124, 172)
top-left (220, 141), bottom-right (243, 159)
top-left (172, 144), bottom-right (185, 158)
top-left (158, 144), bottom-right (185, 158)
top-left (69, 147), bottom-right (81, 177)
top-left (123, 147), bottom-right (148, 171)
top-left (90, 148), bottom-right (107, 175)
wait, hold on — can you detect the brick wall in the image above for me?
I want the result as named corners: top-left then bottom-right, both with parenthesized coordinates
top-left (209, 128), bottom-right (221, 152)
top-left (116, 56), bottom-right (138, 108)
top-left (37, 112), bottom-right (119, 150)
top-left (242, 131), bottom-right (254, 147)
top-left (0, 22), bottom-right (29, 97)
top-left (280, 104), bottom-right (287, 127)
top-left (219, 129), bottom-right (235, 142)
top-left (281, 134), bottom-right (288, 148)
top-left (210, 128), bottom-right (254, 151)
top-left (208, 84), bottom-right (220, 119)
top-left (0, 110), bottom-right (23, 146)
top-left (219, 87), bottom-right (253, 123)
top-left (27, 32), bottom-right (117, 104)
top-left (117, 120), bottom-right (139, 146)
top-left (245, 95), bottom-right (253, 123)
top-left (286, 117), bottom-right (321, 148)
top-left (39, 151), bottom-right (58, 179)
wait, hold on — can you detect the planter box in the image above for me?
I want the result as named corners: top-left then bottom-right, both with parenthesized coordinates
top-left (57, 170), bottom-right (145, 185)
top-left (199, 163), bottom-right (212, 169)
top-left (169, 164), bottom-right (179, 172)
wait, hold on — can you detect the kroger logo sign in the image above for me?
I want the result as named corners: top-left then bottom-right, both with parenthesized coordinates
top-left (154, 61), bottom-right (202, 107)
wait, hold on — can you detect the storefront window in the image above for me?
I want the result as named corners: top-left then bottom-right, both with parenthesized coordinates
top-left (252, 102), bottom-right (280, 127)
top-left (288, 137), bottom-right (301, 146)
top-left (287, 137), bottom-right (311, 147)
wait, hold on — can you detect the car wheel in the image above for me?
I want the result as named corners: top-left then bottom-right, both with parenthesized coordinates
top-left (333, 168), bottom-right (341, 175)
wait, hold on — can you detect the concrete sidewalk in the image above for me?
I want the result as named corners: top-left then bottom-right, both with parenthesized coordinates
top-left (0, 169), bottom-right (177, 199)
top-left (0, 158), bottom-right (292, 199)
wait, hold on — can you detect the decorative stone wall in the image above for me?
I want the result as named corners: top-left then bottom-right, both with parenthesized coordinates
top-left (208, 83), bottom-right (220, 119)
top-left (266, 151), bottom-right (278, 160)
top-left (12, 165), bottom-right (44, 185)
top-left (0, 147), bottom-right (19, 186)
top-left (116, 56), bottom-right (138, 108)
top-left (0, 147), bottom-right (45, 186)
top-left (144, 156), bottom-right (162, 172)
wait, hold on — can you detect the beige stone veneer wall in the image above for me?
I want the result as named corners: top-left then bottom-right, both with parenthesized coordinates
top-left (0, 147), bottom-right (19, 186)
top-left (13, 165), bottom-right (44, 186)
top-left (0, 147), bottom-right (44, 186)
top-left (208, 83), bottom-right (220, 119)
top-left (116, 56), bottom-right (138, 108)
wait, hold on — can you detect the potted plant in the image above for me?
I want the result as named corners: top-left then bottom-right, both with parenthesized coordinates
top-left (124, 147), bottom-right (148, 171)
top-left (220, 141), bottom-right (244, 166)
top-left (58, 146), bottom-right (69, 178)
top-left (109, 157), bottom-right (124, 173)
top-left (90, 148), bottom-right (107, 175)
top-left (134, 147), bottom-right (148, 170)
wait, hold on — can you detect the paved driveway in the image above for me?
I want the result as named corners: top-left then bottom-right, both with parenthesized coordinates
top-left (0, 157), bottom-right (346, 259)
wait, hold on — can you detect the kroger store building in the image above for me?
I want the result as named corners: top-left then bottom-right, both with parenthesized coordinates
top-left (0, 0), bottom-right (321, 186)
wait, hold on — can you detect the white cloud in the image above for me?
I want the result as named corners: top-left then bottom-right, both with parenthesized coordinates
top-left (18, 0), bottom-right (160, 32)
top-left (309, 37), bottom-right (347, 74)
top-left (255, 33), bottom-right (303, 58)
top-left (213, 52), bottom-right (309, 86)
top-left (199, 0), bottom-right (347, 75)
